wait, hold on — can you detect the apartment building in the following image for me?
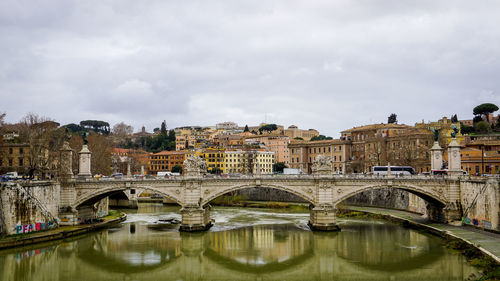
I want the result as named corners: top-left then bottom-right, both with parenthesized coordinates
top-left (148, 151), bottom-right (185, 175)
top-left (284, 125), bottom-right (319, 141)
top-left (244, 135), bottom-right (291, 164)
top-left (461, 139), bottom-right (500, 174)
top-left (225, 150), bottom-right (274, 174)
top-left (341, 124), bottom-right (433, 173)
top-left (0, 143), bottom-right (30, 175)
top-left (203, 148), bottom-right (226, 173)
top-left (288, 139), bottom-right (350, 174)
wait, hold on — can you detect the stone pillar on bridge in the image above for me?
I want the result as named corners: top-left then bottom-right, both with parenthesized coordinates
top-left (180, 156), bottom-right (213, 232)
top-left (430, 141), bottom-right (443, 171)
top-left (126, 160), bottom-right (132, 179)
top-left (309, 156), bottom-right (340, 231)
top-left (78, 145), bottom-right (92, 180)
top-left (447, 138), bottom-right (462, 177)
top-left (59, 141), bottom-right (73, 181)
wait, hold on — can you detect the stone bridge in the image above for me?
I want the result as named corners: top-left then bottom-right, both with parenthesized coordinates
top-left (59, 173), bottom-right (478, 231)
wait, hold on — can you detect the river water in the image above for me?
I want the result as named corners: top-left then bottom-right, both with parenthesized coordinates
top-left (0, 204), bottom-right (480, 281)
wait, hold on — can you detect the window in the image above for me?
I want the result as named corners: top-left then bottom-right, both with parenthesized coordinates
top-left (8, 158), bottom-right (13, 166)
top-left (9, 148), bottom-right (13, 154)
top-left (18, 158), bottom-right (23, 166)
top-left (339, 156), bottom-right (342, 161)
top-left (19, 148), bottom-right (24, 154)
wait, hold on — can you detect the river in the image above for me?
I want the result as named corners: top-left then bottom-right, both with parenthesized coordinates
top-left (0, 204), bottom-right (480, 281)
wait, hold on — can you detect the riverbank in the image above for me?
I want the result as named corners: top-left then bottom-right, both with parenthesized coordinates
top-left (0, 211), bottom-right (126, 250)
top-left (342, 206), bottom-right (500, 281)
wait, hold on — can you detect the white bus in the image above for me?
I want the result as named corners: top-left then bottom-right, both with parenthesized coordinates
top-left (372, 166), bottom-right (415, 175)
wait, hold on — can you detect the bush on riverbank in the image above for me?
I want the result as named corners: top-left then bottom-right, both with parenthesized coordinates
top-left (444, 238), bottom-right (500, 281)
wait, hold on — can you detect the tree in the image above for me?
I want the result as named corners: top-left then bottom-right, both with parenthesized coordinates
top-left (473, 103), bottom-right (498, 123)
top-left (310, 135), bottom-right (333, 141)
top-left (18, 113), bottom-right (63, 178)
top-left (475, 121), bottom-right (491, 134)
top-left (473, 115), bottom-right (483, 124)
top-left (451, 114), bottom-right (458, 123)
top-left (171, 165), bottom-right (183, 174)
top-left (460, 122), bottom-right (474, 135)
top-left (258, 124), bottom-right (278, 134)
top-left (112, 122), bottom-right (133, 137)
top-left (244, 125), bottom-right (249, 132)
top-left (69, 132), bottom-right (112, 175)
top-left (0, 112), bottom-right (5, 127)
top-left (210, 167), bottom-right (223, 174)
top-left (273, 162), bottom-right (287, 173)
top-left (64, 123), bottom-right (83, 133)
top-left (388, 113), bottom-right (397, 124)
top-left (80, 120), bottom-right (110, 135)
top-left (160, 120), bottom-right (167, 136)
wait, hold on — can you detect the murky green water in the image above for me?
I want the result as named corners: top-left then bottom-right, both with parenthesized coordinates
top-left (0, 204), bottom-right (480, 281)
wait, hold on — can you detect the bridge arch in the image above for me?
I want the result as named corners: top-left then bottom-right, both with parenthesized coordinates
top-left (201, 183), bottom-right (315, 207)
top-left (73, 185), bottom-right (183, 208)
top-left (334, 183), bottom-right (447, 207)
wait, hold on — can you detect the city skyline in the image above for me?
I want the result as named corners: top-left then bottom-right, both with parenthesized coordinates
top-left (1, 1), bottom-right (500, 137)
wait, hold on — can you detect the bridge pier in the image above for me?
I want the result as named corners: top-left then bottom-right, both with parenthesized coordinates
top-left (179, 205), bottom-right (213, 232)
top-left (308, 204), bottom-right (341, 231)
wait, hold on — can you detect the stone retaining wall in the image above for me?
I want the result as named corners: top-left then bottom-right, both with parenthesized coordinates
top-left (0, 182), bottom-right (60, 236)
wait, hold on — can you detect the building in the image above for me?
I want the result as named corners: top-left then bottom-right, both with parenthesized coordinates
top-left (288, 139), bottom-right (350, 174)
top-left (216, 122), bottom-right (239, 130)
top-left (111, 148), bottom-right (151, 175)
top-left (415, 117), bottom-right (464, 146)
top-left (284, 125), bottom-right (319, 141)
top-left (341, 124), bottom-right (433, 173)
top-left (244, 135), bottom-right (291, 164)
top-left (130, 126), bottom-right (153, 142)
top-left (461, 139), bottom-right (500, 175)
top-left (225, 150), bottom-right (274, 174)
top-left (203, 148), bottom-right (226, 173)
top-left (148, 151), bottom-right (185, 175)
top-left (175, 126), bottom-right (215, 151)
top-left (0, 143), bottom-right (30, 175)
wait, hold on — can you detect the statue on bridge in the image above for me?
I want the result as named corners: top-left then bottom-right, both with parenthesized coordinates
top-left (183, 155), bottom-right (207, 177)
top-left (450, 125), bottom-right (458, 138)
top-left (432, 128), bottom-right (440, 142)
top-left (312, 155), bottom-right (333, 175)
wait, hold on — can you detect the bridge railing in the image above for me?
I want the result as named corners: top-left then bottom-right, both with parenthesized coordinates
top-left (71, 173), bottom-right (484, 183)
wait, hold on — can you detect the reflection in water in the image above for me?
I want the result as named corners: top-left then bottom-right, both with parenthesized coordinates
top-left (0, 206), bottom-right (481, 281)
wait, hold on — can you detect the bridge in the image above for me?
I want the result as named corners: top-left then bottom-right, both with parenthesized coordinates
top-left (57, 155), bottom-right (497, 232)
top-left (2, 144), bottom-right (498, 235)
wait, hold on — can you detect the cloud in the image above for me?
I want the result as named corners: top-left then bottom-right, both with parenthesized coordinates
top-left (1, 0), bottom-right (500, 136)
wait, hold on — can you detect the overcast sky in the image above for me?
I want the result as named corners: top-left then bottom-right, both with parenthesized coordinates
top-left (1, 0), bottom-right (500, 137)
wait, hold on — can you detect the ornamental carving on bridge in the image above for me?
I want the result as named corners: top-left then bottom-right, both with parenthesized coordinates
top-left (312, 155), bottom-right (332, 175)
top-left (183, 156), bottom-right (207, 176)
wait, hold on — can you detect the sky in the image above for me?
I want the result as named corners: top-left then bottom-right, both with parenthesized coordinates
top-left (1, 0), bottom-right (500, 137)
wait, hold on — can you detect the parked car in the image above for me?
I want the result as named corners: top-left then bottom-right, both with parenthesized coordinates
top-left (111, 173), bottom-right (124, 179)
top-left (0, 175), bottom-right (11, 182)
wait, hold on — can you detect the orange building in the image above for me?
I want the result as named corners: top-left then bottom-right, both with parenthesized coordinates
top-left (461, 140), bottom-right (500, 175)
top-left (148, 151), bottom-right (185, 175)
top-left (110, 148), bottom-right (151, 175)
top-left (244, 135), bottom-right (291, 164)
